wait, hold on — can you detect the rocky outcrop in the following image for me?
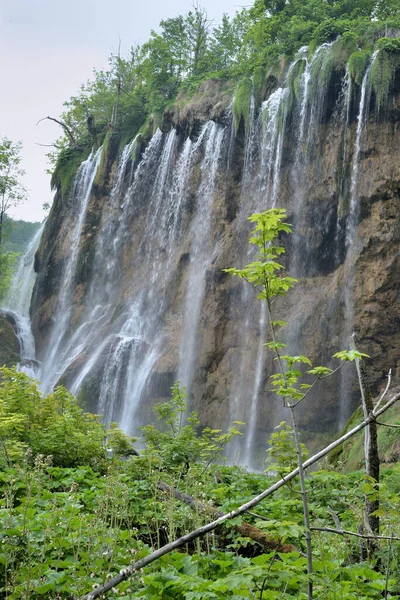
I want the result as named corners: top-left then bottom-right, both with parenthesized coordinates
top-left (0, 312), bottom-right (21, 368)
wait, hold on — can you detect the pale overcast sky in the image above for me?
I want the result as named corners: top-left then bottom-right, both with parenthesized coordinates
top-left (0, 0), bottom-right (240, 222)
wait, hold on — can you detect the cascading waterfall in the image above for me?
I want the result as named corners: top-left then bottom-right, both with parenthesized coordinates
top-left (228, 83), bottom-right (290, 466)
top-left (29, 38), bottom-right (396, 466)
top-left (2, 224), bottom-right (44, 375)
top-left (178, 122), bottom-right (226, 393)
top-left (40, 146), bottom-right (103, 392)
top-left (338, 50), bottom-right (379, 427)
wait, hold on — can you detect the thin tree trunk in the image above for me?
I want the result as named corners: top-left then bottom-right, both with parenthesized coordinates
top-left (79, 390), bottom-right (400, 600)
top-left (352, 335), bottom-right (379, 546)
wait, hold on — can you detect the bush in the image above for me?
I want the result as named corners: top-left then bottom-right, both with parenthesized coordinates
top-left (0, 367), bottom-right (106, 467)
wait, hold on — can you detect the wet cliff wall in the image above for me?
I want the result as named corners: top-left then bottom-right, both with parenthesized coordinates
top-left (31, 45), bottom-right (400, 467)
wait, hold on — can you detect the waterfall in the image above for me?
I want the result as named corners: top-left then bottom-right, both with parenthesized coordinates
top-left (243, 87), bottom-right (257, 187)
top-left (338, 51), bottom-right (379, 428)
top-left (228, 83), bottom-right (290, 464)
top-left (40, 146), bottom-right (103, 392)
top-left (2, 224), bottom-right (44, 375)
top-left (30, 40), bottom-right (393, 466)
top-left (178, 122), bottom-right (226, 393)
top-left (347, 51), bottom-right (379, 247)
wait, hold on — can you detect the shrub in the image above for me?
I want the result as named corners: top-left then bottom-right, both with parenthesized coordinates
top-left (0, 367), bottom-right (106, 467)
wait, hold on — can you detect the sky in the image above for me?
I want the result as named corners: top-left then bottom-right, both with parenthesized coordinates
top-left (0, 0), bottom-right (240, 222)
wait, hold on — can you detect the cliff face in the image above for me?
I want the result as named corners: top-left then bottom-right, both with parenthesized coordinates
top-left (31, 60), bottom-right (400, 466)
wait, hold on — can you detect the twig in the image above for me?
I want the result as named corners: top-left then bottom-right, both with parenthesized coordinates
top-left (375, 421), bottom-right (400, 429)
top-left (310, 527), bottom-right (400, 541)
top-left (36, 116), bottom-right (78, 147)
top-left (79, 390), bottom-right (400, 600)
top-left (327, 507), bottom-right (343, 532)
top-left (373, 369), bottom-right (392, 414)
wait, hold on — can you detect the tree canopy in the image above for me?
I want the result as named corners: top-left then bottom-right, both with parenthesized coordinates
top-left (46, 0), bottom-right (400, 175)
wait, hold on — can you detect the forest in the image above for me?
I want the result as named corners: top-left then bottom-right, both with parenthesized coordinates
top-left (1, 0), bottom-right (400, 597)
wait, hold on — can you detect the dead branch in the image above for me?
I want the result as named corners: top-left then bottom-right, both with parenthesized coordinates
top-left (374, 369), bottom-right (392, 414)
top-left (376, 421), bottom-right (400, 429)
top-left (310, 527), bottom-right (400, 541)
top-left (36, 116), bottom-right (78, 147)
top-left (157, 480), bottom-right (299, 554)
top-left (79, 390), bottom-right (400, 600)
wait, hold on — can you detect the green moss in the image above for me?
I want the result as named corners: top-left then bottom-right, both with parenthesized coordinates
top-left (51, 145), bottom-right (91, 200)
top-left (371, 45), bottom-right (400, 113)
top-left (348, 50), bottom-right (371, 85)
top-left (232, 77), bottom-right (253, 135)
top-left (253, 66), bottom-right (267, 107)
top-left (94, 133), bottom-right (112, 187)
top-left (287, 58), bottom-right (306, 105)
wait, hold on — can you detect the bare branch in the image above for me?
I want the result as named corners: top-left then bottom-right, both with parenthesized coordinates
top-left (36, 116), bottom-right (78, 147)
top-left (374, 369), bottom-right (392, 414)
top-left (79, 390), bottom-right (400, 600)
top-left (310, 526), bottom-right (400, 541)
top-left (376, 421), bottom-right (400, 429)
top-left (327, 507), bottom-right (343, 532)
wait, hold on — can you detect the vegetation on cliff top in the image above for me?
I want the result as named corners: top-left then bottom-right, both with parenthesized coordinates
top-left (48, 0), bottom-right (400, 198)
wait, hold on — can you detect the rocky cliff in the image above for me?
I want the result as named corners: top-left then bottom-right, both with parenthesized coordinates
top-left (30, 45), bottom-right (400, 466)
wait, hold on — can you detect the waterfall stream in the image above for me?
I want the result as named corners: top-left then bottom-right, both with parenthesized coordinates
top-left (2, 224), bottom-right (44, 376)
top-left (40, 147), bottom-right (103, 392)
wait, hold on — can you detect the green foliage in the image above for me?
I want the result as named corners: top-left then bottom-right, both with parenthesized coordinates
top-left (0, 252), bottom-right (19, 300)
top-left (267, 421), bottom-right (309, 474)
top-left (106, 422), bottom-right (137, 457)
top-left (371, 46), bottom-right (400, 113)
top-left (51, 145), bottom-right (91, 199)
top-left (0, 137), bottom-right (27, 247)
top-left (232, 77), bottom-right (253, 135)
top-left (348, 50), bottom-right (371, 84)
top-left (1, 218), bottom-right (41, 254)
top-left (332, 349), bottom-right (369, 361)
top-left (332, 403), bottom-right (400, 470)
top-left (140, 382), bottom-right (244, 476)
top-left (224, 208), bottom-right (295, 300)
top-left (0, 367), bottom-right (107, 467)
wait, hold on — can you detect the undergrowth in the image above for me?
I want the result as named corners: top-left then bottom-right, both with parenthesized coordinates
top-left (0, 368), bottom-right (399, 598)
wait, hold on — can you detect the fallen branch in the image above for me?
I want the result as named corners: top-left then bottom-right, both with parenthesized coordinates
top-left (157, 480), bottom-right (299, 554)
top-left (80, 390), bottom-right (400, 600)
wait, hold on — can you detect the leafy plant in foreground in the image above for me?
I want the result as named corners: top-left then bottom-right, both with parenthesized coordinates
top-left (224, 208), bottom-right (369, 599)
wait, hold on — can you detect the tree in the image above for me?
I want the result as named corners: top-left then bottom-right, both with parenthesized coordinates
top-left (0, 137), bottom-right (27, 248)
top-left (186, 5), bottom-right (212, 75)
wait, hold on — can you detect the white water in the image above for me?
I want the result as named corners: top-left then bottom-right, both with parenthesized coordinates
top-left (178, 122), bottom-right (226, 393)
top-left (40, 146), bottom-right (103, 392)
top-left (2, 224), bottom-right (44, 376)
top-left (338, 51), bottom-right (379, 428)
